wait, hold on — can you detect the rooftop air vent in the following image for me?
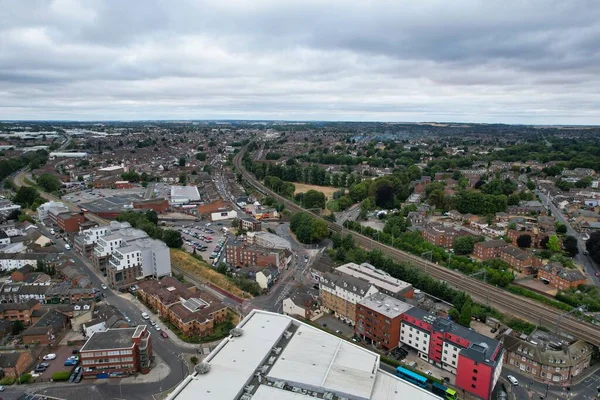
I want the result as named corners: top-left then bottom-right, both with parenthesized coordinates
top-left (230, 328), bottom-right (243, 337)
top-left (195, 362), bottom-right (210, 374)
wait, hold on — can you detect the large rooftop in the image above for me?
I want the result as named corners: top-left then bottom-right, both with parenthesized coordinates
top-left (80, 327), bottom-right (138, 351)
top-left (171, 185), bottom-right (200, 202)
top-left (336, 262), bottom-right (412, 295)
top-left (358, 292), bottom-right (413, 319)
top-left (167, 310), bottom-right (441, 400)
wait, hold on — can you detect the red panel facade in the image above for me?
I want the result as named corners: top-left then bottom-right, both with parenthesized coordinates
top-left (455, 354), bottom-right (494, 400)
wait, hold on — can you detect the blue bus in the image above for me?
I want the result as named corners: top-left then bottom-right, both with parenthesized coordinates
top-left (432, 381), bottom-right (458, 400)
top-left (395, 366), bottom-right (428, 388)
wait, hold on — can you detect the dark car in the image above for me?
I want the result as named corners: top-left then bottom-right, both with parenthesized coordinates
top-left (74, 369), bottom-right (83, 383)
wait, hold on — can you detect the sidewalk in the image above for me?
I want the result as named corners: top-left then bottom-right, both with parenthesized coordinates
top-left (119, 353), bottom-right (171, 384)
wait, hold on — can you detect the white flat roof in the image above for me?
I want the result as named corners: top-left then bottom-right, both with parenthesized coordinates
top-left (372, 370), bottom-right (443, 400)
top-left (170, 185), bottom-right (200, 201)
top-left (267, 324), bottom-right (378, 399)
top-left (167, 310), bottom-right (441, 400)
top-left (168, 311), bottom-right (291, 400)
top-left (336, 262), bottom-right (412, 294)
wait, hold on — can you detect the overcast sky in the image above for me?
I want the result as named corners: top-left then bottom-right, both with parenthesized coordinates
top-left (1, 0), bottom-right (600, 124)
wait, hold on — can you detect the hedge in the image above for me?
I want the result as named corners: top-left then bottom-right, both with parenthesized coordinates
top-left (0, 377), bottom-right (15, 385)
top-left (51, 371), bottom-right (71, 381)
top-left (18, 373), bottom-right (32, 383)
top-left (507, 285), bottom-right (573, 311)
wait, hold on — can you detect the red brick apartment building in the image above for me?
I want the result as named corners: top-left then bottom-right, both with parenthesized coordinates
top-left (0, 299), bottom-right (40, 325)
top-left (0, 352), bottom-right (33, 379)
top-left (421, 226), bottom-right (469, 249)
top-left (538, 262), bottom-right (587, 290)
top-left (137, 277), bottom-right (228, 337)
top-left (52, 212), bottom-right (86, 233)
top-left (499, 246), bottom-right (541, 274)
top-left (473, 239), bottom-right (508, 260)
top-left (80, 325), bottom-right (152, 378)
top-left (355, 292), bottom-right (413, 351)
top-left (226, 242), bottom-right (287, 270)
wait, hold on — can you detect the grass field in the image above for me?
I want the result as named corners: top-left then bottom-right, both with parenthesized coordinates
top-left (170, 249), bottom-right (253, 299)
top-left (293, 183), bottom-right (341, 200)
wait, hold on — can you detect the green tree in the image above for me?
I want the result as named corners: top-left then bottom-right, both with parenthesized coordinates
top-left (12, 320), bottom-right (24, 335)
top-left (369, 178), bottom-right (395, 209)
top-left (454, 236), bottom-right (475, 255)
top-left (526, 180), bottom-right (536, 191)
top-left (36, 173), bottom-right (62, 193)
top-left (459, 298), bottom-right (472, 327)
top-left (145, 210), bottom-right (158, 225)
top-left (302, 190), bottom-right (326, 210)
top-left (516, 234), bottom-right (532, 248)
top-left (555, 223), bottom-right (567, 234)
top-left (162, 229), bottom-right (183, 248)
top-left (563, 235), bottom-right (579, 257)
top-left (179, 172), bottom-right (187, 185)
top-left (195, 152), bottom-right (207, 161)
top-left (13, 186), bottom-right (41, 209)
top-left (547, 235), bottom-right (561, 252)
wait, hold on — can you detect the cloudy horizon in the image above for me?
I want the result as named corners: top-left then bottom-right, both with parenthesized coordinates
top-left (1, 0), bottom-right (600, 124)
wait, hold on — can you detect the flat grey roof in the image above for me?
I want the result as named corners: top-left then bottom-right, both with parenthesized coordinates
top-left (359, 292), bottom-right (413, 319)
top-left (80, 327), bottom-right (137, 351)
top-left (336, 262), bottom-right (412, 294)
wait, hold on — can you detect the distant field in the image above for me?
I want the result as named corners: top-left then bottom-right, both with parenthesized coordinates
top-left (293, 183), bottom-right (341, 200)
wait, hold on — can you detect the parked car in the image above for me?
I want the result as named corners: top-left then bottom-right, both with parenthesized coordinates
top-left (34, 365), bottom-right (47, 373)
top-left (64, 244), bottom-right (71, 251)
top-left (43, 353), bottom-right (56, 360)
top-left (74, 369), bottom-right (83, 383)
top-left (161, 331), bottom-right (168, 339)
top-left (101, 284), bottom-right (108, 290)
top-left (64, 359), bottom-right (77, 366)
top-left (507, 375), bottom-right (519, 386)
top-left (154, 325), bottom-right (161, 331)
top-left (0, 384), bottom-right (4, 391)
top-left (142, 312), bottom-right (150, 320)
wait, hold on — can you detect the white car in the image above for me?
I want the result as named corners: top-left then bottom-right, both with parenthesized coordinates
top-left (154, 325), bottom-right (161, 331)
top-left (64, 244), bottom-right (71, 251)
top-left (101, 284), bottom-right (108, 290)
top-left (0, 385), bottom-right (4, 391)
top-left (50, 229), bottom-right (55, 235)
top-left (142, 312), bottom-right (150, 320)
top-left (43, 353), bottom-right (57, 360)
top-left (507, 375), bottom-right (519, 386)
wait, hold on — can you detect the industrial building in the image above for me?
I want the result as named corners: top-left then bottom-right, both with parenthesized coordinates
top-left (170, 185), bottom-right (201, 204)
top-left (166, 310), bottom-right (442, 400)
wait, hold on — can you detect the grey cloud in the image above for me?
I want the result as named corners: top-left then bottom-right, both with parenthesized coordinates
top-left (0, 0), bottom-right (600, 123)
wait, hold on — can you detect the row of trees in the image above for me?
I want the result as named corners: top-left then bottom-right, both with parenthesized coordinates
top-left (116, 210), bottom-right (183, 248)
top-left (0, 150), bottom-right (48, 181)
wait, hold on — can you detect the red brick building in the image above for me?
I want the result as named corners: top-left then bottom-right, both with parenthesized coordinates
top-left (538, 262), bottom-right (587, 290)
top-left (473, 240), bottom-right (508, 260)
top-left (137, 277), bottom-right (228, 338)
top-left (0, 299), bottom-right (40, 325)
top-left (421, 226), bottom-right (469, 249)
top-left (0, 352), bottom-right (33, 379)
top-left (499, 246), bottom-right (540, 274)
top-left (52, 212), bottom-right (86, 233)
top-left (80, 325), bottom-right (152, 378)
top-left (240, 216), bottom-right (262, 232)
top-left (226, 242), bottom-right (288, 270)
top-left (355, 292), bottom-right (413, 351)
top-left (133, 198), bottom-right (169, 213)
top-left (114, 181), bottom-right (133, 189)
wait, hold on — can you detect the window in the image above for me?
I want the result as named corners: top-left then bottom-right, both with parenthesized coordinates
top-left (472, 377), bottom-right (477, 381)
top-left (473, 369), bottom-right (478, 374)
top-left (471, 384), bottom-right (476, 389)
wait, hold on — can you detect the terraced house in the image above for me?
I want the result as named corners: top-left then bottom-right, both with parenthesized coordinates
top-left (137, 277), bottom-right (228, 337)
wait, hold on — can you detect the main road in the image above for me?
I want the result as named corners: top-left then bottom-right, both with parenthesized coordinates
top-left (233, 147), bottom-right (600, 346)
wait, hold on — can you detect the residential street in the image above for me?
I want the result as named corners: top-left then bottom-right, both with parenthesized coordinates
top-left (537, 190), bottom-right (600, 287)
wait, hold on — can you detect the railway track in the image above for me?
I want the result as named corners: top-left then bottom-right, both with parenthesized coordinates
top-left (234, 148), bottom-right (600, 346)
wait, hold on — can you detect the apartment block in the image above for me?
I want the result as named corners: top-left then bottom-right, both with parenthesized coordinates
top-left (106, 238), bottom-right (171, 288)
top-left (400, 307), bottom-right (503, 400)
top-left (473, 239), bottom-right (508, 260)
top-left (226, 242), bottom-right (290, 270)
top-left (92, 227), bottom-right (148, 274)
top-left (319, 272), bottom-right (378, 325)
top-left (538, 263), bottom-right (587, 290)
top-left (0, 299), bottom-right (40, 325)
top-left (421, 226), bottom-right (469, 249)
top-left (239, 216), bottom-right (261, 232)
top-left (355, 292), bottom-right (413, 351)
top-left (499, 246), bottom-right (539, 274)
top-left (335, 262), bottom-right (414, 299)
top-left (137, 277), bottom-right (228, 337)
top-left (80, 325), bottom-right (152, 378)
top-left (502, 331), bottom-right (592, 385)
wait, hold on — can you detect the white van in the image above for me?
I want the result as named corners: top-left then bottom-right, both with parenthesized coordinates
top-left (50, 229), bottom-right (55, 235)
top-left (507, 375), bottom-right (519, 386)
top-left (64, 244), bottom-right (71, 251)
top-left (142, 312), bottom-right (150, 320)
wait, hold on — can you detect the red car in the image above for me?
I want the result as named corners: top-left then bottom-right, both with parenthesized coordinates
top-left (595, 272), bottom-right (599, 277)
top-left (161, 331), bottom-right (168, 339)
